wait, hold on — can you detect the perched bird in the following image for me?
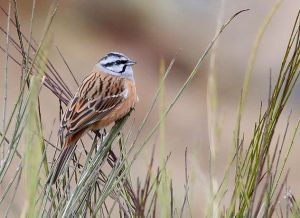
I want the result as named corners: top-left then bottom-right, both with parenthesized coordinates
top-left (49, 52), bottom-right (138, 184)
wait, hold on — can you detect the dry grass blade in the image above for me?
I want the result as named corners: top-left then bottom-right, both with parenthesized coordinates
top-left (1, 1), bottom-right (300, 217)
top-left (217, 9), bottom-right (300, 217)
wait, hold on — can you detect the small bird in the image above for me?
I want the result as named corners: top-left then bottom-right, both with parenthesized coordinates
top-left (49, 52), bottom-right (138, 184)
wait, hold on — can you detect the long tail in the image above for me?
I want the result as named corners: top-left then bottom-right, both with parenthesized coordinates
top-left (47, 144), bottom-right (76, 184)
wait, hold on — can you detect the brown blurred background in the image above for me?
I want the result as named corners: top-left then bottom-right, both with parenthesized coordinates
top-left (1, 0), bottom-right (300, 217)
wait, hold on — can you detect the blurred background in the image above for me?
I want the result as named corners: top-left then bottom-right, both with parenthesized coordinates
top-left (1, 0), bottom-right (300, 216)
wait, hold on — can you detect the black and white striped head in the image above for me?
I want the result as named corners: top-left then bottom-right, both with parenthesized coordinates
top-left (97, 52), bottom-right (136, 80)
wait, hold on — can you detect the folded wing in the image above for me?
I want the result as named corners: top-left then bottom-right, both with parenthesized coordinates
top-left (60, 72), bottom-right (127, 136)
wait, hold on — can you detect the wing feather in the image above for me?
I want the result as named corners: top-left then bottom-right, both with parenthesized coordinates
top-left (60, 72), bottom-right (127, 136)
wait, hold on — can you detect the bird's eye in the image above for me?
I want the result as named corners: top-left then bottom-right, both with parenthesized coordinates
top-left (116, 60), bottom-right (121, 64)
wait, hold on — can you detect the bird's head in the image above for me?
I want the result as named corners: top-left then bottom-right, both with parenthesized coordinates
top-left (97, 52), bottom-right (136, 80)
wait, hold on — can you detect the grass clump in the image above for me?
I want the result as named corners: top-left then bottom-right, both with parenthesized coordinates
top-left (0, 0), bottom-right (300, 217)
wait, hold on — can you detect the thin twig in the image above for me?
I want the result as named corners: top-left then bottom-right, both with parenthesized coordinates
top-left (56, 47), bottom-right (79, 86)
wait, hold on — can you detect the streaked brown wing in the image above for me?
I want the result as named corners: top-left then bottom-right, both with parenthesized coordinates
top-left (60, 72), bottom-right (126, 136)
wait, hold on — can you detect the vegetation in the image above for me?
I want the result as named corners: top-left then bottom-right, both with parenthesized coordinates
top-left (0, 0), bottom-right (300, 217)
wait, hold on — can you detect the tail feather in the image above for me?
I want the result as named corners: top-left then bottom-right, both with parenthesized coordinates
top-left (47, 145), bottom-right (76, 184)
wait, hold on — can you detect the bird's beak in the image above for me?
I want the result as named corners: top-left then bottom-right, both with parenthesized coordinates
top-left (127, 60), bottom-right (137, 66)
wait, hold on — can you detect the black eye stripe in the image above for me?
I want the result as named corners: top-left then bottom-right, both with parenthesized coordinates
top-left (103, 62), bottom-right (114, 67)
top-left (117, 60), bottom-right (127, 64)
top-left (103, 60), bottom-right (127, 67)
